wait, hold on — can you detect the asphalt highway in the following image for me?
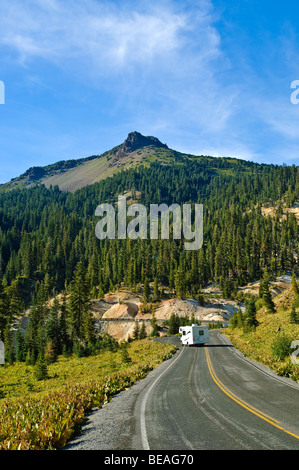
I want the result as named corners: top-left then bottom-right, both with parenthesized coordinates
top-left (65, 331), bottom-right (299, 451)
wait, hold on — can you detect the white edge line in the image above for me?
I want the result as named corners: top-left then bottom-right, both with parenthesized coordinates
top-left (140, 345), bottom-right (185, 450)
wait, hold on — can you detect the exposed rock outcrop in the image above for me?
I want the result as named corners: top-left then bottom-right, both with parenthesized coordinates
top-left (114, 131), bottom-right (168, 158)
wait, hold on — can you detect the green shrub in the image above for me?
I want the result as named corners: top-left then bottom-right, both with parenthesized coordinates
top-left (271, 334), bottom-right (292, 361)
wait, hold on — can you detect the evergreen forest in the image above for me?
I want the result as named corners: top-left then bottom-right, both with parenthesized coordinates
top-left (0, 155), bottom-right (298, 363)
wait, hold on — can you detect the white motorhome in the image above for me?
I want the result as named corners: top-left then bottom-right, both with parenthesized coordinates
top-left (179, 324), bottom-right (210, 346)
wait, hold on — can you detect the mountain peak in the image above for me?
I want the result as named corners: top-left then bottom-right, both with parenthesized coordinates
top-left (121, 131), bottom-right (168, 153)
top-left (3, 131), bottom-right (171, 192)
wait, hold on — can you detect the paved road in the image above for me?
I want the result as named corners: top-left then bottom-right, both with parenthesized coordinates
top-left (65, 331), bottom-right (299, 450)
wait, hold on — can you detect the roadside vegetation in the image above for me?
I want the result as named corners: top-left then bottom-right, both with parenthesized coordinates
top-left (223, 275), bottom-right (299, 383)
top-left (0, 338), bottom-right (176, 450)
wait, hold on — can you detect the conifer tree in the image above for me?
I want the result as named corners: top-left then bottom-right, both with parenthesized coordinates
top-left (143, 277), bottom-right (150, 304)
top-left (291, 271), bottom-right (299, 296)
top-left (174, 268), bottom-right (186, 299)
top-left (260, 269), bottom-right (276, 313)
top-left (151, 313), bottom-right (158, 337)
top-left (46, 297), bottom-right (60, 363)
top-left (59, 291), bottom-right (70, 354)
top-left (16, 324), bottom-right (26, 362)
top-left (139, 322), bottom-right (146, 339)
top-left (168, 313), bottom-right (180, 335)
top-left (6, 281), bottom-right (22, 323)
top-left (132, 320), bottom-right (140, 340)
top-left (290, 305), bottom-right (299, 324)
top-left (34, 352), bottom-right (48, 381)
top-left (245, 297), bottom-right (259, 329)
top-left (121, 342), bottom-right (132, 364)
top-left (68, 261), bottom-right (95, 351)
top-left (25, 286), bottom-right (48, 363)
top-left (153, 277), bottom-right (160, 301)
top-left (0, 280), bottom-right (8, 342)
top-left (4, 320), bottom-right (15, 364)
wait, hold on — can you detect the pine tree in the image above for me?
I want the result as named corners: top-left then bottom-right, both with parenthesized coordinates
top-left (45, 297), bottom-right (60, 363)
top-left (132, 320), bottom-right (140, 340)
top-left (174, 268), bottom-right (186, 299)
top-left (139, 322), bottom-right (146, 339)
top-left (230, 308), bottom-right (245, 329)
top-left (121, 342), bottom-right (132, 364)
top-left (290, 305), bottom-right (299, 324)
top-left (143, 277), bottom-right (150, 303)
top-left (25, 289), bottom-right (48, 363)
top-left (168, 313), bottom-right (180, 335)
top-left (6, 281), bottom-right (22, 323)
top-left (16, 324), bottom-right (26, 362)
top-left (34, 352), bottom-right (48, 381)
top-left (151, 313), bottom-right (158, 337)
top-left (4, 320), bottom-right (15, 364)
top-left (291, 271), bottom-right (299, 296)
top-left (197, 289), bottom-right (205, 306)
top-left (245, 297), bottom-right (259, 329)
top-left (153, 277), bottom-right (160, 301)
top-left (59, 291), bottom-right (70, 354)
top-left (22, 235), bottom-right (34, 279)
top-left (68, 261), bottom-right (95, 350)
top-left (259, 269), bottom-right (276, 313)
top-left (0, 280), bottom-right (8, 342)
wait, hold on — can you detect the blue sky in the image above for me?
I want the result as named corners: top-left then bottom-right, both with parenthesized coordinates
top-left (0, 0), bottom-right (299, 184)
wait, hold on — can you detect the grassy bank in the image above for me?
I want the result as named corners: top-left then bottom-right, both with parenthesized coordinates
top-left (223, 287), bottom-right (299, 383)
top-left (0, 340), bottom-right (176, 450)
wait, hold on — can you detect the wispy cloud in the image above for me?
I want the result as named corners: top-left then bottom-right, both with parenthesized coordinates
top-left (0, 0), bottom-right (298, 170)
top-left (0, 0), bottom-right (188, 70)
top-left (0, 0), bottom-right (236, 133)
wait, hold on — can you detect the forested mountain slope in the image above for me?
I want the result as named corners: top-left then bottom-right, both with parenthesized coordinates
top-left (0, 132), bottom-right (298, 360)
top-left (0, 141), bottom-right (298, 298)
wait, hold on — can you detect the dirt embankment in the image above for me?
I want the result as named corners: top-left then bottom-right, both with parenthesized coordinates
top-left (91, 290), bottom-right (241, 342)
top-left (90, 275), bottom-right (294, 342)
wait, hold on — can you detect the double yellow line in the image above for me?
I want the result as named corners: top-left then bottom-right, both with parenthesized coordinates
top-left (205, 347), bottom-right (299, 441)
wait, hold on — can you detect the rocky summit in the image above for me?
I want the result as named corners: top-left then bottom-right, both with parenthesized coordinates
top-left (116, 131), bottom-right (168, 156)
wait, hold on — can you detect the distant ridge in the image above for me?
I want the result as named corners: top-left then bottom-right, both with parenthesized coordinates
top-left (0, 131), bottom-right (265, 193)
top-left (0, 132), bottom-right (173, 192)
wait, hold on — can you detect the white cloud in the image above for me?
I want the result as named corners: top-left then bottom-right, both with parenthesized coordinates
top-left (4, 0), bottom-right (297, 166)
top-left (0, 0), bottom-right (237, 131)
top-left (0, 0), bottom-right (188, 70)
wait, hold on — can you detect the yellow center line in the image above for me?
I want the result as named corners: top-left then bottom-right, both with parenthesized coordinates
top-left (205, 348), bottom-right (280, 423)
top-left (205, 347), bottom-right (299, 441)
